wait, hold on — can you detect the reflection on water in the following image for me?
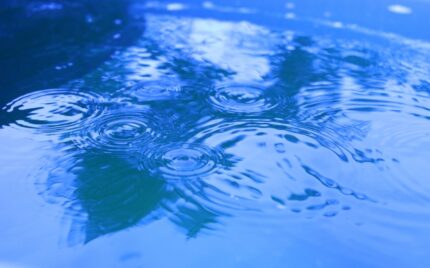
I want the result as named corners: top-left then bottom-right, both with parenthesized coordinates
top-left (42, 151), bottom-right (230, 243)
top-left (75, 108), bottom-right (167, 153)
top-left (141, 143), bottom-right (225, 180)
top-left (207, 83), bottom-right (285, 114)
top-left (4, 89), bottom-right (107, 134)
top-left (0, 0), bottom-right (142, 106)
top-left (1, 1), bottom-right (430, 267)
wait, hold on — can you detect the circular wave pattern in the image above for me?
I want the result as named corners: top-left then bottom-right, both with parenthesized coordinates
top-left (141, 143), bottom-right (223, 180)
top-left (124, 80), bottom-right (181, 101)
top-left (4, 88), bottom-right (106, 134)
top-left (208, 84), bottom-right (282, 114)
top-left (76, 110), bottom-right (165, 153)
top-left (7, 14), bottom-right (430, 248)
top-left (188, 118), bottom-right (353, 163)
top-left (179, 118), bottom-right (376, 216)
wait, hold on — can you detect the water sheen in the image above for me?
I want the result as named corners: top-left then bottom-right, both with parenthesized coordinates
top-left (76, 109), bottom-right (166, 153)
top-left (141, 143), bottom-right (223, 180)
top-left (4, 88), bottom-right (107, 134)
top-left (208, 83), bottom-right (283, 114)
top-left (1, 1), bottom-right (430, 267)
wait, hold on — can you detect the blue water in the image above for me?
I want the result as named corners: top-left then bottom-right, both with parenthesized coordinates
top-left (1, 0), bottom-right (430, 267)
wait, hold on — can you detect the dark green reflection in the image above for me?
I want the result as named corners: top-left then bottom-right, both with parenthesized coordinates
top-left (57, 151), bottom-right (233, 243)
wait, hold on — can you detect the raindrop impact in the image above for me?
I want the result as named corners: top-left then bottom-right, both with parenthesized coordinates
top-left (4, 88), bottom-right (106, 135)
top-left (75, 109), bottom-right (168, 153)
top-left (207, 83), bottom-right (283, 114)
top-left (141, 143), bottom-right (223, 180)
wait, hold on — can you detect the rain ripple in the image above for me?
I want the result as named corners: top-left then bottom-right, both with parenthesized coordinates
top-left (207, 83), bottom-right (286, 114)
top-left (176, 118), bottom-right (375, 217)
top-left (140, 143), bottom-right (223, 180)
top-left (75, 108), bottom-right (168, 153)
top-left (3, 88), bottom-right (106, 135)
top-left (120, 79), bottom-right (182, 102)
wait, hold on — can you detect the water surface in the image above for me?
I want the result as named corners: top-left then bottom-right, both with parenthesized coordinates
top-left (1, 0), bottom-right (430, 267)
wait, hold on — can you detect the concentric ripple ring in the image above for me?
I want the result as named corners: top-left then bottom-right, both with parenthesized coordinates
top-left (123, 79), bottom-right (182, 101)
top-left (208, 83), bottom-right (282, 114)
top-left (141, 143), bottom-right (223, 180)
top-left (3, 88), bottom-right (106, 134)
top-left (76, 110), bottom-right (166, 153)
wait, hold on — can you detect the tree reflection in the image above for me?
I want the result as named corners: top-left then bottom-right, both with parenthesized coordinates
top-left (38, 13), bottom-right (388, 245)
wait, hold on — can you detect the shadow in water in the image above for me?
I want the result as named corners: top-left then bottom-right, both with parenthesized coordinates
top-left (6, 12), bottom-right (429, 246)
top-left (53, 151), bottom-right (232, 244)
top-left (33, 31), bottom-right (380, 244)
top-left (0, 0), bottom-right (143, 107)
